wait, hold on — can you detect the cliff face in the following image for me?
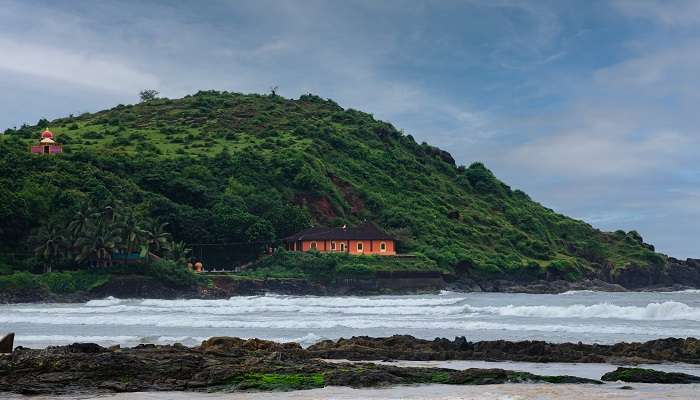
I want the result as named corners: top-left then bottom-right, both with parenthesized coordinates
top-left (0, 91), bottom-right (678, 282)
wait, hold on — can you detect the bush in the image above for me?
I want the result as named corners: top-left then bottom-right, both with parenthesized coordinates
top-left (146, 259), bottom-right (206, 288)
top-left (243, 250), bottom-right (440, 282)
top-left (0, 272), bottom-right (41, 292)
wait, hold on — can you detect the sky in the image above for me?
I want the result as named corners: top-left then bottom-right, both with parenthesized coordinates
top-left (1, 0), bottom-right (698, 258)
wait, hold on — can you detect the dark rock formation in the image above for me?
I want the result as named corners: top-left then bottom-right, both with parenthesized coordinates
top-left (0, 338), bottom-right (597, 395)
top-left (602, 367), bottom-right (700, 384)
top-left (307, 335), bottom-right (700, 364)
top-left (0, 333), bottom-right (13, 354)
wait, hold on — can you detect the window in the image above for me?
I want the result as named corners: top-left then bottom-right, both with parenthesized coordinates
top-left (310, 242), bottom-right (317, 250)
top-left (331, 241), bottom-right (336, 251)
top-left (380, 242), bottom-right (387, 252)
top-left (357, 242), bottom-right (363, 252)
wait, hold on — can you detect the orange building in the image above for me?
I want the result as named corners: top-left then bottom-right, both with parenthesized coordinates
top-left (30, 129), bottom-right (63, 155)
top-left (283, 222), bottom-right (396, 256)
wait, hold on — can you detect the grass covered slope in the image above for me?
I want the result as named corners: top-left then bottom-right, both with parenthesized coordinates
top-left (0, 91), bottom-right (664, 281)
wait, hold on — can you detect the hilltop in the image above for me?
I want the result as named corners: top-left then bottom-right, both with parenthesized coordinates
top-left (0, 91), bottom-right (695, 294)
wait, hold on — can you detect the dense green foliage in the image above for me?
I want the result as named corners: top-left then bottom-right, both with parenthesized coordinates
top-left (0, 91), bottom-right (665, 280)
top-left (0, 261), bottom-right (204, 295)
top-left (240, 250), bottom-right (442, 281)
top-left (0, 270), bottom-right (109, 294)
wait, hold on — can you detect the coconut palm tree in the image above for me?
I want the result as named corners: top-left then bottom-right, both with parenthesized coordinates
top-left (167, 241), bottom-right (191, 264)
top-left (142, 221), bottom-right (171, 257)
top-left (31, 223), bottom-right (68, 273)
top-left (75, 217), bottom-right (122, 268)
top-left (119, 211), bottom-right (146, 265)
top-left (67, 203), bottom-right (96, 238)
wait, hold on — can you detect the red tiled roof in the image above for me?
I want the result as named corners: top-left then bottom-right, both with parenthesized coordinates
top-left (284, 222), bottom-right (394, 241)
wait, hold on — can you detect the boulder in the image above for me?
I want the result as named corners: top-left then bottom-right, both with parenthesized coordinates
top-left (0, 333), bottom-right (13, 353)
top-left (602, 367), bottom-right (700, 384)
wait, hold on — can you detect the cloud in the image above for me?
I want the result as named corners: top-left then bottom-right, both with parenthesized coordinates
top-left (612, 0), bottom-right (700, 27)
top-left (507, 128), bottom-right (687, 178)
top-left (0, 39), bottom-right (159, 93)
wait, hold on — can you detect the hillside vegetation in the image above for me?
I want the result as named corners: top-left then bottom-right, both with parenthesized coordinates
top-left (0, 91), bottom-right (665, 282)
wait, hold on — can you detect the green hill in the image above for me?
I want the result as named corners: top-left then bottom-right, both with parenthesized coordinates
top-left (0, 91), bottom-right (666, 283)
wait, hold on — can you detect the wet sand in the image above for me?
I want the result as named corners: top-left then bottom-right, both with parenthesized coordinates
top-left (5, 383), bottom-right (699, 400)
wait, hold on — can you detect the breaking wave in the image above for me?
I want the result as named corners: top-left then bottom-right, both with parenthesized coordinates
top-left (469, 301), bottom-right (700, 322)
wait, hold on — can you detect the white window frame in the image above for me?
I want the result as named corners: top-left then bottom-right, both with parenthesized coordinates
top-left (380, 242), bottom-right (387, 252)
top-left (310, 241), bottom-right (317, 250)
top-left (331, 241), bottom-right (336, 251)
top-left (357, 242), bottom-right (363, 252)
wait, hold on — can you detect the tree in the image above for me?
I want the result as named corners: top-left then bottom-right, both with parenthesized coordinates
top-left (143, 221), bottom-right (171, 258)
top-left (139, 89), bottom-right (160, 103)
top-left (119, 211), bottom-right (146, 265)
top-left (75, 216), bottom-right (122, 268)
top-left (167, 241), bottom-right (191, 264)
top-left (31, 223), bottom-right (68, 273)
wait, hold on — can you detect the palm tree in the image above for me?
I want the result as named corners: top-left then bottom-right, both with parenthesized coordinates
top-left (119, 211), bottom-right (146, 265)
top-left (67, 203), bottom-right (96, 238)
top-left (167, 241), bottom-right (191, 264)
top-left (31, 223), bottom-right (68, 273)
top-left (142, 221), bottom-right (171, 258)
top-left (75, 217), bottom-right (122, 268)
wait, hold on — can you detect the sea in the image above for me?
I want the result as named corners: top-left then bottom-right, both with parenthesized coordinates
top-left (2, 290), bottom-right (700, 399)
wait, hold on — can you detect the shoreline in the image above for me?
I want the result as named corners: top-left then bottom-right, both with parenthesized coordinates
top-left (2, 336), bottom-right (700, 395)
top-left (1, 273), bottom-right (698, 304)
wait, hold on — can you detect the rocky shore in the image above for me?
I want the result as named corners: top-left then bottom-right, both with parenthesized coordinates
top-left (307, 335), bottom-right (700, 364)
top-left (0, 337), bottom-right (601, 395)
top-left (2, 335), bottom-right (700, 394)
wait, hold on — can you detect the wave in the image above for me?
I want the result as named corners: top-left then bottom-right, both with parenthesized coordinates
top-left (139, 294), bottom-right (468, 308)
top-left (11, 298), bottom-right (700, 321)
top-left (85, 296), bottom-right (121, 307)
top-left (469, 301), bottom-right (700, 321)
top-left (2, 314), bottom-right (698, 337)
top-left (558, 290), bottom-right (598, 296)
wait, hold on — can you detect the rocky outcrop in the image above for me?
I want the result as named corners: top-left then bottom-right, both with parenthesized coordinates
top-left (307, 335), bottom-right (700, 364)
top-left (90, 275), bottom-right (197, 299)
top-left (602, 367), bottom-right (700, 384)
top-left (0, 338), bottom-right (598, 395)
top-left (666, 258), bottom-right (700, 287)
top-left (0, 333), bottom-right (13, 354)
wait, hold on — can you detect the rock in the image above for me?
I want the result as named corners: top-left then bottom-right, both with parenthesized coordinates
top-left (307, 335), bottom-right (700, 364)
top-left (68, 342), bottom-right (106, 353)
top-left (0, 338), bottom-right (603, 395)
top-left (601, 367), bottom-right (700, 384)
top-left (0, 333), bottom-right (13, 353)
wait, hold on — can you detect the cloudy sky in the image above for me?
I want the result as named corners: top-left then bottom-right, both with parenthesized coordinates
top-left (1, 0), bottom-right (698, 258)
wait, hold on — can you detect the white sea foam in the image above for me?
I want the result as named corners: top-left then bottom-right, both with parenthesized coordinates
top-left (85, 296), bottom-right (121, 307)
top-left (468, 301), bottom-right (700, 321)
top-left (139, 294), bottom-right (468, 308)
top-left (558, 290), bottom-right (598, 295)
top-left (5, 292), bottom-right (700, 348)
top-left (2, 312), bottom-right (698, 337)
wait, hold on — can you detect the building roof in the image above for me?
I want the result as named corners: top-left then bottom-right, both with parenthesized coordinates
top-left (284, 222), bottom-right (394, 242)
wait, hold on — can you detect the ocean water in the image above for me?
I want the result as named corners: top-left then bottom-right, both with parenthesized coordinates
top-left (2, 290), bottom-right (699, 348)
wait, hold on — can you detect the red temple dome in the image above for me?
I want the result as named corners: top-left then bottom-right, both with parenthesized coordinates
top-left (41, 129), bottom-right (54, 139)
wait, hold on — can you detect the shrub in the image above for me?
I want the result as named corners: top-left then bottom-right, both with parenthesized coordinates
top-left (146, 259), bottom-right (206, 288)
top-left (0, 272), bottom-right (41, 292)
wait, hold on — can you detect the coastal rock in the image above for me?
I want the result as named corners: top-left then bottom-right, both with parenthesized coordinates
top-left (0, 333), bottom-right (13, 353)
top-left (601, 367), bottom-right (700, 384)
top-left (0, 338), bottom-right (600, 395)
top-left (307, 335), bottom-right (700, 364)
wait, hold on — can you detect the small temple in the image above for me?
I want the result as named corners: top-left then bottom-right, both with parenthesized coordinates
top-left (30, 129), bottom-right (63, 155)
